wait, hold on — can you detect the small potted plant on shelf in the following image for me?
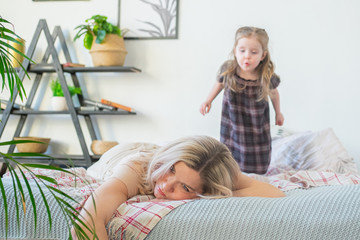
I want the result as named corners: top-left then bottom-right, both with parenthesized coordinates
top-left (73, 14), bottom-right (128, 66)
top-left (50, 78), bottom-right (82, 111)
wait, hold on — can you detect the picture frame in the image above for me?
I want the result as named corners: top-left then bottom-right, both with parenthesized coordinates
top-left (33, 0), bottom-right (89, 1)
top-left (119, 0), bottom-right (179, 40)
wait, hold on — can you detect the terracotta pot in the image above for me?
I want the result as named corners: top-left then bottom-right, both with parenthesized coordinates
top-left (89, 34), bottom-right (128, 66)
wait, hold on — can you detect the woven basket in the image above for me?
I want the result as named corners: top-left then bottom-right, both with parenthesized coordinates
top-left (89, 34), bottom-right (128, 66)
top-left (91, 140), bottom-right (118, 155)
top-left (90, 50), bottom-right (127, 66)
top-left (14, 136), bottom-right (51, 153)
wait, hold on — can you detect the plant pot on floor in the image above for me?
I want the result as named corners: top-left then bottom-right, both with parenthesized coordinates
top-left (51, 96), bottom-right (68, 111)
top-left (89, 34), bottom-right (128, 67)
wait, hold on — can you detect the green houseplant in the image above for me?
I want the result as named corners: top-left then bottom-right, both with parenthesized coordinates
top-left (73, 14), bottom-right (128, 66)
top-left (50, 78), bottom-right (82, 97)
top-left (0, 16), bottom-right (95, 239)
top-left (73, 14), bottom-right (122, 50)
top-left (50, 79), bottom-right (82, 111)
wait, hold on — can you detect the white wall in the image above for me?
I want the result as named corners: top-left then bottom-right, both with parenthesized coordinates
top-left (2, 0), bottom-right (360, 170)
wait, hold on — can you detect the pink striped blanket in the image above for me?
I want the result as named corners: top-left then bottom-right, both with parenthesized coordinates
top-left (3, 167), bottom-right (359, 239)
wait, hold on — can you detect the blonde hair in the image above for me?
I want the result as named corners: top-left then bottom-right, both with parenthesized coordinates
top-left (143, 136), bottom-right (240, 198)
top-left (221, 26), bottom-right (276, 101)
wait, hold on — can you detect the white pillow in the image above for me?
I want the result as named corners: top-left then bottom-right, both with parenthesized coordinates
top-left (270, 128), bottom-right (358, 174)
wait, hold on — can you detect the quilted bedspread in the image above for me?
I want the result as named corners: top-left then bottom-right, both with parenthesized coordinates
top-left (147, 184), bottom-right (360, 240)
top-left (0, 167), bottom-right (359, 239)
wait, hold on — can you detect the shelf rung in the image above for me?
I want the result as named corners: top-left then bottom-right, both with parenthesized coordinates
top-left (1, 154), bottom-right (100, 167)
top-left (28, 64), bottom-right (141, 73)
top-left (10, 109), bottom-right (136, 115)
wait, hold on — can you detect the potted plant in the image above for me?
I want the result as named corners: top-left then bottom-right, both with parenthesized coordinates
top-left (0, 16), bottom-right (95, 239)
top-left (73, 14), bottom-right (128, 66)
top-left (50, 78), bottom-right (82, 110)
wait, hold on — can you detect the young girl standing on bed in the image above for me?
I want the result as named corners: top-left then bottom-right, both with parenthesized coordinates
top-left (200, 26), bottom-right (284, 174)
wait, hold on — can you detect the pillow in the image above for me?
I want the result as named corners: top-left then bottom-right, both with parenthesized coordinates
top-left (270, 128), bottom-right (358, 174)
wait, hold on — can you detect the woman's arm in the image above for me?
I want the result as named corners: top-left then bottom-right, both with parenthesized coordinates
top-left (233, 172), bottom-right (285, 198)
top-left (270, 89), bottom-right (284, 126)
top-left (72, 178), bottom-right (128, 239)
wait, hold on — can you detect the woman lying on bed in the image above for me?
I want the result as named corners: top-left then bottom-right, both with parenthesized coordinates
top-left (72, 135), bottom-right (285, 239)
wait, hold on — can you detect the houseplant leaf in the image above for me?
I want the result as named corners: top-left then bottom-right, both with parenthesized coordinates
top-left (0, 17), bottom-right (34, 101)
top-left (83, 32), bottom-right (93, 50)
top-left (50, 79), bottom-right (82, 97)
top-left (73, 14), bottom-right (124, 50)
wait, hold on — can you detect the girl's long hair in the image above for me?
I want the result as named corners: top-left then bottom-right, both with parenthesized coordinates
top-left (221, 26), bottom-right (276, 101)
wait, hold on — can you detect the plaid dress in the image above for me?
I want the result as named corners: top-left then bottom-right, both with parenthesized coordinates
top-left (218, 66), bottom-right (280, 174)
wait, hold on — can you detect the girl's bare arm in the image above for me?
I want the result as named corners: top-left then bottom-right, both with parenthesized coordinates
top-left (200, 81), bottom-right (224, 115)
top-left (270, 89), bottom-right (284, 126)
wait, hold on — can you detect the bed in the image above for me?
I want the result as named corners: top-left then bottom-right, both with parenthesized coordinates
top-left (1, 128), bottom-right (359, 240)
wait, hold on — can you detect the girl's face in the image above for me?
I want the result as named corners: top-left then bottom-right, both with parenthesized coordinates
top-left (154, 161), bottom-right (203, 200)
top-left (235, 36), bottom-right (267, 76)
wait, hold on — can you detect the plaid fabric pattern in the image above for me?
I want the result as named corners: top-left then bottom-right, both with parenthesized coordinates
top-left (218, 65), bottom-right (280, 174)
top-left (247, 166), bottom-right (360, 191)
top-left (107, 196), bottom-right (190, 240)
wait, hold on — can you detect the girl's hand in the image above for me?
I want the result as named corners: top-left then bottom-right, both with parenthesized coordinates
top-left (199, 82), bottom-right (223, 115)
top-left (199, 101), bottom-right (211, 115)
top-left (275, 113), bottom-right (284, 126)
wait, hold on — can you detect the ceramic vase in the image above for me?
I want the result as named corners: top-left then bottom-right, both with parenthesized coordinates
top-left (51, 96), bottom-right (68, 111)
top-left (8, 38), bottom-right (25, 68)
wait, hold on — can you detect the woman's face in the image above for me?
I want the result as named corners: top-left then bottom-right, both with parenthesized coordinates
top-left (154, 161), bottom-right (203, 200)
